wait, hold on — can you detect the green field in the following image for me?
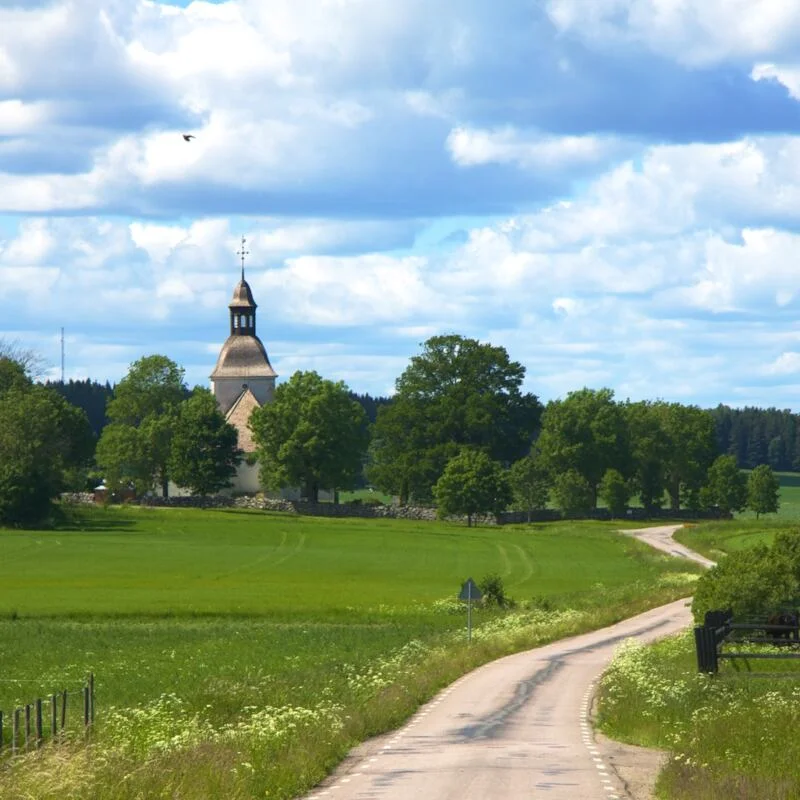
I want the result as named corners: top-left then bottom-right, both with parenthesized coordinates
top-left (0, 506), bottom-right (702, 799)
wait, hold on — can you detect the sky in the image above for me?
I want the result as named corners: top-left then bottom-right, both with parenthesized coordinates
top-left (3, 0), bottom-right (800, 407)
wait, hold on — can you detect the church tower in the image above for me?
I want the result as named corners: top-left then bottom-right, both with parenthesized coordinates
top-left (210, 237), bottom-right (277, 414)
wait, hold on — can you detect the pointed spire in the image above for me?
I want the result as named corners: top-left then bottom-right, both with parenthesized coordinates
top-left (236, 235), bottom-right (250, 281)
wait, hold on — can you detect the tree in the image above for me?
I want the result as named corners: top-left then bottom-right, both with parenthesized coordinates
top-left (704, 454), bottom-right (747, 516)
top-left (433, 449), bottom-right (512, 526)
top-left (657, 403), bottom-right (717, 510)
top-left (0, 358), bottom-right (93, 525)
top-left (747, 464), bottom-right (780, 519)
top-left (94, 423), bottom-right (153, 496)
top-left (96, 355), bottom-right (187, 496)
top-left (509, 452), bottom-right (551, 521)
top-left (169, 388), bottom-right (241, 496)
top-left (552, 469), bottom-right (594, 516)
top-left (536, 388), bottom-right (629, 506)
top-left (599, 469), bottom-right (632, 517)
top-left (625, 401), bottom-right (670, 511)
top-left (0, 339), bottom-right (47, 379)
top-left (250, 371), bottom-right (368, 502)
top-left (369, 335), bottom-right (542, 503)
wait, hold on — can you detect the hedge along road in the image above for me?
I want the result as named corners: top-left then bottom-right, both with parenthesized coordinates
top-left (303, 525), bottom-right (711, 800)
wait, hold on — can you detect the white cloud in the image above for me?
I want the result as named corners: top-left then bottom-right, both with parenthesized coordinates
top-left (752, 62), bottom-right (800, 99)
top-left (446, 126), bottom-right (626, 170)
top-left (763, 352), bottom-right (800, 375)
top-left (546, 0), bottom-right (800, 66)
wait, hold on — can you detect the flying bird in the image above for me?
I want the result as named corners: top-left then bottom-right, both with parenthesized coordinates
top-left (182, 134), bottom-right (195, 142)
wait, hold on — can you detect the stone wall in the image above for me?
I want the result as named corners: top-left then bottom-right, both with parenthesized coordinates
top-left (61, 492), bottom-right (726, 524)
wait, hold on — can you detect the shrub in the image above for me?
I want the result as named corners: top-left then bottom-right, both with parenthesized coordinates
top-left (479, 574), bottom-right (514, 609)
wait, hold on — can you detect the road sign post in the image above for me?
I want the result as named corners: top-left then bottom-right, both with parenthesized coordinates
top-left (459, 578), bottom-right (483, 642)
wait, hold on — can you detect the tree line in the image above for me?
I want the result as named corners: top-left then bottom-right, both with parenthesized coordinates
top-left (0, 335), bottom-right (785, 525)
top-left (44, 382), bottom-right (800, 475)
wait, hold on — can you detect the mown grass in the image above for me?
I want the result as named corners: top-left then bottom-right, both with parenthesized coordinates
top-left (0, 506), bottom-right (702, 799)
top-left (597, 630), bottom-right (800, 800)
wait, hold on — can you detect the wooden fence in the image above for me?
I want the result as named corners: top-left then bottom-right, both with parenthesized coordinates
top-left (0, 674), bottom-right (94, 757)
top-left (695, 609), bottom-right (800, 673)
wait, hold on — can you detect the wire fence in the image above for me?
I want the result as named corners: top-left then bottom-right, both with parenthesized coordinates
top-left (0, 674), bottom-right (94, 758)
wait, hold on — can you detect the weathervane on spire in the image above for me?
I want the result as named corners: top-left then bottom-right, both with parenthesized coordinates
top-left (237, 235), bottom-right (250, 280)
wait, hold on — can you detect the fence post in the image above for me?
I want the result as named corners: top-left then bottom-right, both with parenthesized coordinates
top-left (24, 704), bottom-right (30, 750)
top-left (51, 695), bottom-right (57, 741)
top-left (12, 708), bottom-right (19, 756)
top-left (61, 690), bottom-right (67, 739)
top-left (694, 625), bottom-right (720, 673)
top-left (0, 709), bottom-right (3, 754)
top-left (35, 699), bottom-right (42, 749)
top-left (89, 673), bottom-right (94, 725)
top-left (83, 685), bottom-right (89, 731)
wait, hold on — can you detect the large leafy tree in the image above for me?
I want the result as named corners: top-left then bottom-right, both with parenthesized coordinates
top-left (369, 335), bottom-right (542, 503)
top-left (169, 388), bottom-right (241, 496)
top-left (599, 468), bottom-right (632, 517)
top-left (433, 449), bottom-right (512, 526)
top-left (96, 355), bottom-right (187, 496)
top-left (747, 464), bottom-right (780, 519)
top-left (656, 403), bottom-right (717, 510)
top-left (536, 388), bottom-right (629, 507)
top-left (0, 357), bottom-right (93, 525)
top-left (250, 371), bottom-right (368, 502)
top-left (508, 452), bottom-right (551, 521)
top-left (703, 455), bottom-right (747, 516)
top-left (624, 401), bottom-right (671, 511)
top-left (551, 468), bottom-right (594, 516)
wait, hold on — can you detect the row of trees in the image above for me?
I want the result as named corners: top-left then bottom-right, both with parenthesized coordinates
top-left (0, 333), bottom-right (788, 524)
top-left (711, 404), bottom-right (800, 472)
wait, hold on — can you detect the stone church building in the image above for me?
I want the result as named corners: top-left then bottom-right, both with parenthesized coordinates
top-left (209, 261), bottom-right (277, 495)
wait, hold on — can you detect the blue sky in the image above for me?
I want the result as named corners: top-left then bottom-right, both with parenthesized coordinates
top-left (3, 0), bottom-right (800, 407)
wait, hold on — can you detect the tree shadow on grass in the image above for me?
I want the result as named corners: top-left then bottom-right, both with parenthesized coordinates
top-left (49, 506), bottom-right (138, 533)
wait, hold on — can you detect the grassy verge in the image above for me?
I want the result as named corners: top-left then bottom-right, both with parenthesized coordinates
top-left (597, 630), bottom-right (800, 800)
top-left (675, 518), bottom-right (799, 561)
top-left (0, 507), bottom-right (702, 799)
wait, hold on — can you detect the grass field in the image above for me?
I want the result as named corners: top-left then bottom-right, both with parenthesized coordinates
top-left (0, 505), bottom-right (702, 799)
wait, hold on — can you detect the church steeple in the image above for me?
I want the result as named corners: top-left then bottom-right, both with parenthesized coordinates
top-left (211, 234), bottom-right (277, 414)
top-left (229, 236), bottom-right (257, 336)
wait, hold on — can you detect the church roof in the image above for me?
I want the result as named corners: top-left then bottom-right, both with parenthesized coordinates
top-left (229, 278), bottom-right (257, 309)
top-left (210, 334), bottom-right (277, 380)
top-left (225, 387), bottom-right (261, 453)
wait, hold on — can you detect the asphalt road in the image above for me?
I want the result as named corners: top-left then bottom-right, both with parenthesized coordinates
top-left (305, 525), bottom-right (704, 800)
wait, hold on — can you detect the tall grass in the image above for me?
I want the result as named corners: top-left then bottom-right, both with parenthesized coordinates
top-left (597, 630), bottom-right (800, 800)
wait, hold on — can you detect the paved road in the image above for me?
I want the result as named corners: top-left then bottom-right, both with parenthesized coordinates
top-left (620, 524), bottom-right (716, 568)
top-left (305, 525), bottom-right (707, 800)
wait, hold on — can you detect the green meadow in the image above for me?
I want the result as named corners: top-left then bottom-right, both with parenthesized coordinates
top-left (0, 506), bottom-right (702, 799)
top-left (676, 471), bottom-right (800, 559)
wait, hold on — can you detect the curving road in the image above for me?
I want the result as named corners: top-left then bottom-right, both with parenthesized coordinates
top-left (305, 525), bottom-right (707, 800)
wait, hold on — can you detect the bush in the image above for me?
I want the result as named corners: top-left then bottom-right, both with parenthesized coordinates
top-left (479, 574), bottom-right (514, 609)
top-left (692, 534), bottom-right (800, 621)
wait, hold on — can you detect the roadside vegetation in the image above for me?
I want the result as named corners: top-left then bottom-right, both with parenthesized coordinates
top-left (599, 475), bottom-right (800, 799)
top-left (598, 631), bottom-right (800, 800)
top-left (0, 506), bottom-right (701, 799)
